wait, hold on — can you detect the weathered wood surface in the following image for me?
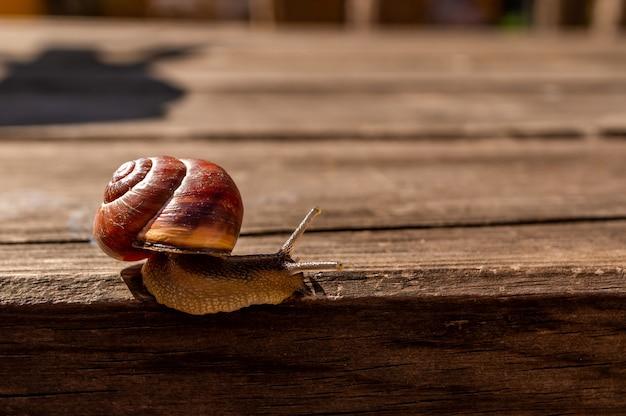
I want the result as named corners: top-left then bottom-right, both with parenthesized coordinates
top-left (2, 20), bottom-right (626, 415)
top-left (4, 139), bottom-right (626, 243)
top-left (1, 20), bottom-right (626, 139)
top-left (3, 296), bottom-right (626, 415)
top-left (3, 91), bottom-right (624, 141)
top-left (3, 221), bottom-right (626, 306)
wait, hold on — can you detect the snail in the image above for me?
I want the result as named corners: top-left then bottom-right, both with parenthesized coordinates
top-left (93, 156), bottom-right (341, 315)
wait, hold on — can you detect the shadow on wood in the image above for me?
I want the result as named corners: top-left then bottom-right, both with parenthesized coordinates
top-left (0, 47), bottom-right (188, 125)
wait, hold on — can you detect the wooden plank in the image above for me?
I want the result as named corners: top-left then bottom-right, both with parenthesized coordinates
top-left (2, 90), bottom-right (625, 140)
top-left (3, 221), bottom-right (626, 306)
top-left (148, 45), bottom-right (626, 80)
top-left (2, 56), bottom-right (624, 135)
top-left (19, 28), bottom-right (626, 63)
top-left (2, 222), bottom-right (626, 415)
top-left (1, 21), bottom-right (626, 137)
top-left (3, 211), bottom-right (626, 414)
top-left (2, 295), bottom-right (626, 415)
top-left (2, 84), bottom-right (626, 139)
top-left (4, 139), bottom-right (626, 243)
top-left (4, 34), bottom-right (626, 84)
top-left (3, 18), bottom-right (625, 54)
top-left (3, 46), bottom-right (626, 137)
top-left (5, 223), bottom-right (626, 413)
top-left (4, 20), bottom-right (626, 414)
top-left (2, 22), bottom-right (626, 79)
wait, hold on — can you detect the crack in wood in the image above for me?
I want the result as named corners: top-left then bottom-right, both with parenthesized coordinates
top-left (6, 215), bottom-right (626, 247)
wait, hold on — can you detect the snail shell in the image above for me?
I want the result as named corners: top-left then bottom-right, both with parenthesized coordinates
top-left (94, 157), bottom-right (340, 315)
top-left (93, 156), bottom-right (243, 261)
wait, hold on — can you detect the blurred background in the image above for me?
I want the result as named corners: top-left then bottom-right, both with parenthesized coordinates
top-left (0, 0), bottom-right (624, 31)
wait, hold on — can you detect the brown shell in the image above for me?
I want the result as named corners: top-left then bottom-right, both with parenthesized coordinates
top-left (93, 156), bottom-right (244, 261)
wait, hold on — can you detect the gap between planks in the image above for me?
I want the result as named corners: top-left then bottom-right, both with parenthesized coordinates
top-left (5, 213), bottom-right (626, 246)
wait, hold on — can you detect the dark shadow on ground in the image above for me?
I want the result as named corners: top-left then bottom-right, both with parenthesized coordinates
top-left (0, 47), bottom-right (189, 125)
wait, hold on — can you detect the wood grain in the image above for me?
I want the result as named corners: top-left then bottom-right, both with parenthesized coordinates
top-left (3, 218), bottom-right (626, 414)
top-left (2, 296), bottom-right (626, 415)
top-left (3, 220), bottom-right (626, 306)
top-left (0, 20), bottom-right (626, 415)
top-left (4, 139), bottom-right (626, 243)
top-left (2, 21), bottom-right (626, 414)
top-left (2, 90), bottom-right (623, 141)
top-left (1, 21), bottom-right (626, 139)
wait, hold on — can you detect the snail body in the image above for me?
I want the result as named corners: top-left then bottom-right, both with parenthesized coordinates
top-left (94, 156), bottom-right (340, 315)
top-left (142, 253), bottom-right (304, 314)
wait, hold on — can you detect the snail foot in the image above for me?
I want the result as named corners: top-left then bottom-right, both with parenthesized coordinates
top-left (120, 264), bottom-right (157, 304)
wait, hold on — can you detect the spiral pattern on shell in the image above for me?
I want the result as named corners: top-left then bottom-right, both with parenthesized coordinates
top-left (93, 156), bottom-right (244, 261)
